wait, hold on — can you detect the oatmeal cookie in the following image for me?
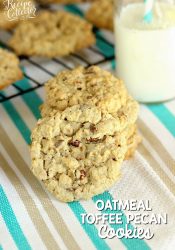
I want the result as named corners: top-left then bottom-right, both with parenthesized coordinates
top-left (8, 10), bottom-right (95, 57)
top-left (125, 124), bottom-right (141, 160)
top-left (41, 95), bottom-right (138, 130)
top-left (42, 66), bottom-right (129, 115)
top-left (31, 104), bottom-right (128, 202)
top-left (86, 0), bottom-right (114, 30)
top-left (40, 102), bottom-right (141, 159)
top-left (40, 103), bottom-right (141, 159)
top-left (125, 123), bottom-right (142, 160)
top-left (0, 48), bottom-right (23, 90)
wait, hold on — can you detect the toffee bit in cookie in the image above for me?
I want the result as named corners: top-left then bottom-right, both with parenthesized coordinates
top-left (68, 140), bottom-right (81, 147)
top-left (67, 188), bottom-right (75, 192)
top-left (103, 135), bottom-right (107, 141)
top-left (80, 170), bottom-right (86, 180)
top-left (86, 137), bottom-right (101, 144)
top-left (55, 140), bottom-right (64, 147)
top-left (90, 124), bottom-right (97, 133)
top-left (77, 87), bottom-right (82, 90)
top-left (87, 96), bottom-right (92, 99)
top-left (86, 135), bottom-right (107, 144)
top-left (76, 157), bottom-right (83, 161)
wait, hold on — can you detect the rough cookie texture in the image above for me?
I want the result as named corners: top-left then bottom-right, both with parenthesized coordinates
top-left (0, 48), bottom-right (23, 90)
top-left (42, 66), bottom-right (129, 114)
top-left (86, 0), bottom-right (114, 30)
top-left (40, 102), bottom-right (141, 159)
top-left (41, 66), bottom-right (139, 131)
top-left (31, 104), bottom-right (128, 202)
top-left (8, 11), bottom-right (95, 57)
top-left (125, 124), bottom-right (141, 160)
top-left (41, 95), bottom-right (138, 131)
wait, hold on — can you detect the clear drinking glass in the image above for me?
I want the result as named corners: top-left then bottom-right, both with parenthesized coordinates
top-left (114, 0), bottom-right (175, 103)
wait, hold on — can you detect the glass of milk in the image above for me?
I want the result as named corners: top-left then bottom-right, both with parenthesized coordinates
top-left (114, 0), bottom-right (175, 102)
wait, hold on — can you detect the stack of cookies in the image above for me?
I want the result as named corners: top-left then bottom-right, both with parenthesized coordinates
top-left (31, 66), bottom-right (141, 202)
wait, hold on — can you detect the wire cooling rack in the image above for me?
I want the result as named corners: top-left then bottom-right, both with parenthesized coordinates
top-left (0, 5), bottom-right (115, 103)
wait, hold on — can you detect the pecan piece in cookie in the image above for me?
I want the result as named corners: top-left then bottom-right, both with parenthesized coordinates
top-left (86, 137), bottom-right (101, 144)
top-left (68, 140), bottom-right (81, 147)
top-left (90, 124), bottom-right (97, 133)
top-left (80, 170), bottom-right (86, 180)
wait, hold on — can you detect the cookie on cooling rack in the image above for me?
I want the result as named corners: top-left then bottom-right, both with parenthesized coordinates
top-left (31, 104), bottom-right (128, 202)
top-left (0, 48), bottom-right (23, 90)
top-left (8, 10), bottom-right (95, 57)
top-left (86, 0), bottom-right (114, 30)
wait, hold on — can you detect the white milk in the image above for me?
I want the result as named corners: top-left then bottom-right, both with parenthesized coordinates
top-left (115, 3), bottom-right (175, 102)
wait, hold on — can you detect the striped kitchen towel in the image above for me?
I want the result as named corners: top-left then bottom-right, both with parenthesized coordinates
top-left (0, 3), bottom-right (175, 250)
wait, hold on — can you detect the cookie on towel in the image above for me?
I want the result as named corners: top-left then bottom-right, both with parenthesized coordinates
top-left (125, 124), bottom-right (141, 160)
top-left (86, 0), bottom-right (114, 30)
top-left (40, 102), bottom-right (141, 159)
top-left (0, 48), bottom-right (23, 90)
top-left (8, 10), bottom-right (95, 57)
top-left (41, 95), bottom-right (138, 130)
top-left (31, 104), bottom-right (128, 202)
